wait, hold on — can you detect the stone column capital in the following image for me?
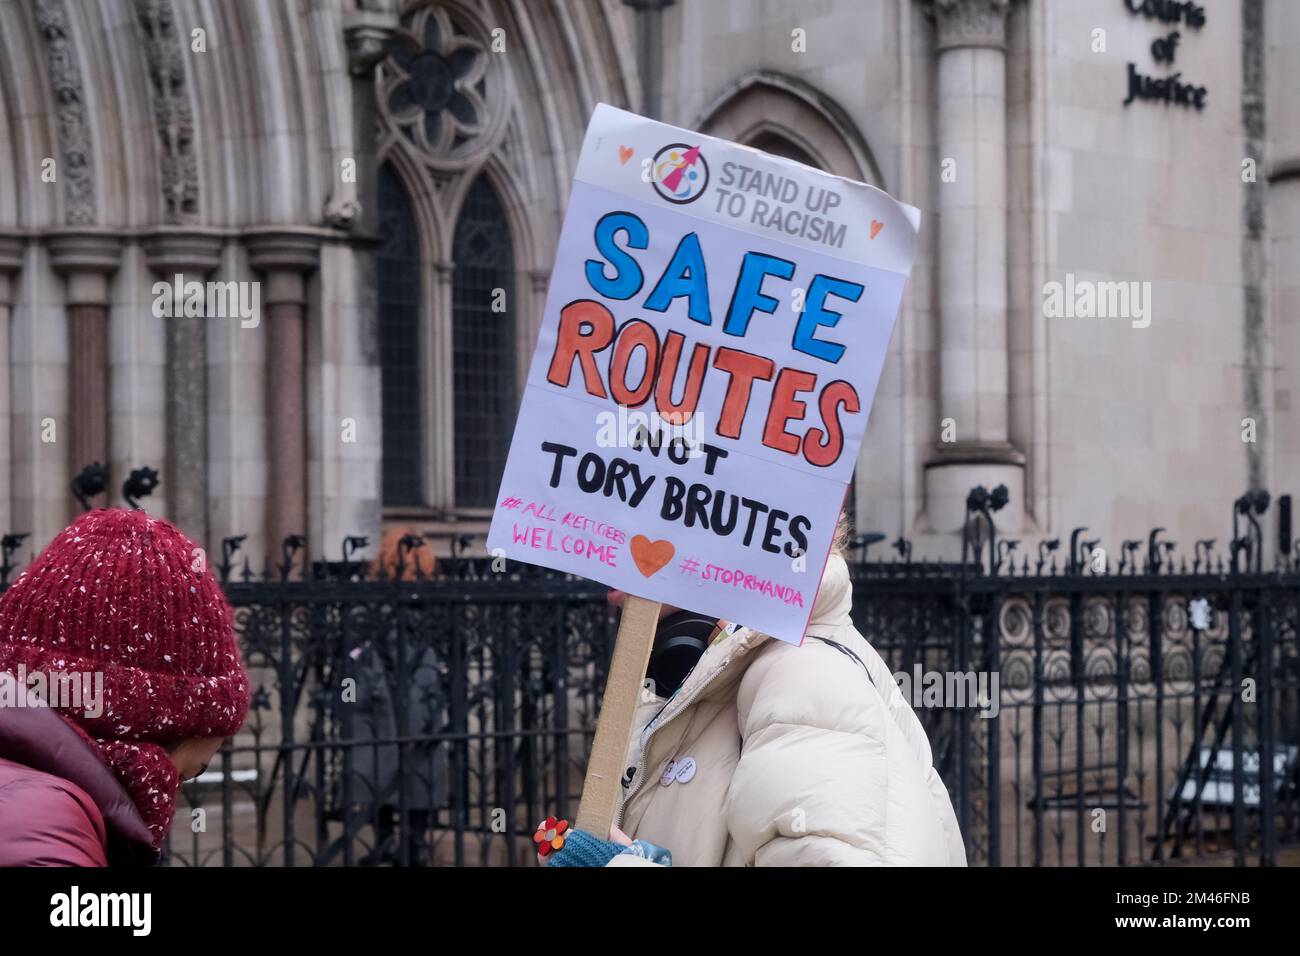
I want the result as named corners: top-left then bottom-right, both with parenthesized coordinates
top-left (47, 230), bottom-right (123, 273)
top-left (0, 234), bottom-right (23, 305)
top-left (142, 229), bottom-right (224, 277)
top-left (246, 230), bottom-right (322, 305)
top-left (344, 6), bottom-right (401, 76)
top-left (245, 229), bottom-right (323, 273)
top-left (0, 233), bottom-right (23, 272)
top-left (925, 0), bottom-right (1011, 52)
top-left (47, 230), bottom-right (124, 306)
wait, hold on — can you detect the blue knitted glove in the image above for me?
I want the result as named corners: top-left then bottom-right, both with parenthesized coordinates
top-left (544, 829), bottom-right (674, 867)
top-left (544, 829), bottom-right (626, 867)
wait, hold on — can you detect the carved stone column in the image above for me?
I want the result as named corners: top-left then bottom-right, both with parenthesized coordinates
top-left (428, 260), bottom-right (456, 508)
top-left (48, 232), bottom-right (122, 486)
top-left (143, 230), bottom-right (224, 540)
top-left (247, 231), bottom-right (320, 569)
top-left (923, 0), bottom-right (1024, 533)
top-left (337, 1), bottom-right (400, 233)
top-left (332, 1), bottom-right (400, 554)
top-left (0, 236), bottom-right (23, 536)
top-left (623, 0), bottom-right (676, 118)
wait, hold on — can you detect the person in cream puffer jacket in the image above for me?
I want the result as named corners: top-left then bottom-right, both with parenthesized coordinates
top-left (606, 552), bottom-right (966, 867)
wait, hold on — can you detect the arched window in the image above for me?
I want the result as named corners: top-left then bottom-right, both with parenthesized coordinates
top-left (378, 163), bottom-right (424, 507)
top-left (451, 176), bottom-right (516, 508)
top-left (747, 131), bottom-right (820, 170)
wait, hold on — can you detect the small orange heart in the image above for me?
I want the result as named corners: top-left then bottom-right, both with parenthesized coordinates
top-left (870, 219), bottom-right (884, 239)
top-left (618, 145), bottom-right (634, 165)
top-left (630, 535), bottom-right (675, 578)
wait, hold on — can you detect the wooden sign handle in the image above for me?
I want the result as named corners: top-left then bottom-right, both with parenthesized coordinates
top-left (575, 594), bottom-right (661, 837)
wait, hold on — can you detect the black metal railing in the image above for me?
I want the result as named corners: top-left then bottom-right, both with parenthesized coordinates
top-left (189, 558), bottom-right (616, 867)
top-left (850, 561), bottom-right (1300, 866)
top-left (2, 486), bottom-right (1297, 866)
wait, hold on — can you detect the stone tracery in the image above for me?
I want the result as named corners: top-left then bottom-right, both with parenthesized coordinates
top-left (378, 3), bottom-right (506, 172)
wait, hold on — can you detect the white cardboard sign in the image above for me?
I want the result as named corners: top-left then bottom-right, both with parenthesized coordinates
top-left (487, 104), bottom-right (920, 644)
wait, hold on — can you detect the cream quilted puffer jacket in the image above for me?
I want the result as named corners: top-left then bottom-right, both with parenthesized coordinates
top-left (607, 553), bottom-right (967, 867)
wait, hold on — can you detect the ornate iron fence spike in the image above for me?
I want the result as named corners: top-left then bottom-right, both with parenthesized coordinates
top-left (997, 539), bottom-right (1019, 575)
top-left (1082, 538), bottom-right (1100, 574)
top-left (279, 534), bottom-right (306, 581)
top-left (1037, 538), bottom-right (1059, 574)
top-left (1120, 540), bottom-right (1140, 575)
top-left (0, 533), bottom-right (29, 586)
top-left (220, 535), bottom-right (246, 583)
top-left (1194, 538), bottom-right (1215, 573)
top-left (70, 462), bottom-right (109, 512)
top-left (394, 533), bottom-right (426, 581)
top-left (342, 535), bottom-right (368, 566)
top-left (1067, 528), bottom-right (1088, 575)
top-left (122, 466), bottom-right (159, 510)
top-left (414, 550), bottom-right (431, 580)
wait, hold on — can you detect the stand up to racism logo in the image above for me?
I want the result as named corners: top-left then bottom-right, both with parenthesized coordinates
top-left (651, 142), bottom-right (709, 204)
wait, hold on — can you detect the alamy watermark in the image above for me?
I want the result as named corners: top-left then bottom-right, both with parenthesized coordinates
top-left (151, 273), bottom-right (261, 328)
top-left (50, 886), bottom-right (151, 936)
top-left (1042, 272), bottom-right (1151, 329)
top-left (1, 665), bottom-right (104, 719)
top-left (595, 406), bottom-right (705, 458)
top-left (895, 665), bottom-right (1000, 719)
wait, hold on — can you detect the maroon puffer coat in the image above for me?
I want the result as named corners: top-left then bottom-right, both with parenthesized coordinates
top-left (0, 674), bottom-right (157, 866)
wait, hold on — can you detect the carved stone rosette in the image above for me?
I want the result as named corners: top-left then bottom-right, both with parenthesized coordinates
top-left (375, 3), bottom-right (508, 175)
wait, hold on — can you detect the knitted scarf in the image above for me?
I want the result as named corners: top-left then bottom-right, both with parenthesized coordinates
top-left (59, 713), bottom-right (181, 849)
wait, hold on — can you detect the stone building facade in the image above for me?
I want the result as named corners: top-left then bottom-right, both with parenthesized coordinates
top-left (0, 0), bottom-right (1294, 568)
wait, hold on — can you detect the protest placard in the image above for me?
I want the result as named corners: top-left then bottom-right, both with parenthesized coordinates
top-left (488, 103), bottom-right (920, 646)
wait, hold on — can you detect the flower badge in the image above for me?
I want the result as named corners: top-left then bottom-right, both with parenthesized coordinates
top-left (534, 816), bottom-right (569, 858)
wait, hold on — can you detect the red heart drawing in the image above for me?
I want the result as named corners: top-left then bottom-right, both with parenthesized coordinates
top-left (618, 145), bottom-right (634, 165)
top-left (630, 535), bottom-right (675, 578)
top-left (870, 219), bottom-right (884, 239)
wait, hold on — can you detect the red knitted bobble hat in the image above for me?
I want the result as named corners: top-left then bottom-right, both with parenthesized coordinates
top-left (0, 509), bottom-right (251, 846)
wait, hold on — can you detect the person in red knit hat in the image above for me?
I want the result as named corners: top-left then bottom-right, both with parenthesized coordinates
top-left (0, 508), bottom-right (251, 866)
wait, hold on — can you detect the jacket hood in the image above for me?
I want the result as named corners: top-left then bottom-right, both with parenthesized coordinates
top-left (807, 553), bottom-right (853, 632)
top-left (660, 553), bottom-right (860, 715)
top-left (0, 672), bottom-right (158, 865)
